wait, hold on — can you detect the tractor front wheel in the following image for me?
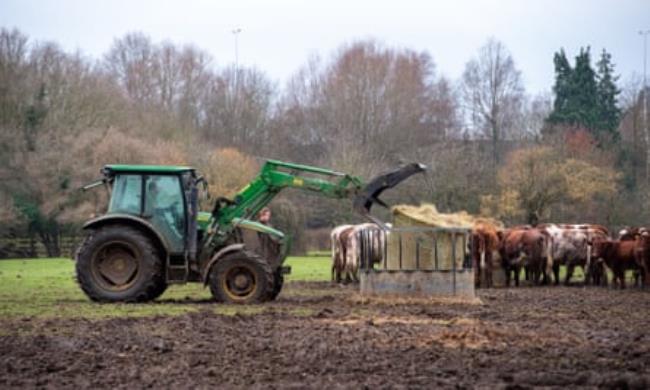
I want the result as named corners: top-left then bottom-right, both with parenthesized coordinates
top-left (76, 225), bottom-right (166, 302)
top-left (208, 251), bottom-right (273, 304)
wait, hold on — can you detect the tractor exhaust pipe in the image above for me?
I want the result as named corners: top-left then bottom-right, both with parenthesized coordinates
top-left (353, 162), bottom-right (427, 228)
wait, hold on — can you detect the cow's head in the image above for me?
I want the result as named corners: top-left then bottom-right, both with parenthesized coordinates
top-left (618, 227), bottom-right (638, 241)
top-left (638, 230), bottom-right (650, 247)
top-left (590, 238), bottom-right (612, 262)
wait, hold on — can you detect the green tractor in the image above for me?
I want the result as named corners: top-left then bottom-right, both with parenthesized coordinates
top-left (76, 159), bottom-right (425, 304)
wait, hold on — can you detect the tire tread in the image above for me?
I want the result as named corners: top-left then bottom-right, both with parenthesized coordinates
top-left (208, 250), bottom-right (274, 304)
top-left (76, 225), bottom-right (166, 303)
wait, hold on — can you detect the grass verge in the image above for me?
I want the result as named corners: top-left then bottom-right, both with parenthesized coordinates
top-left (0, 257), bottom-right (331, 320)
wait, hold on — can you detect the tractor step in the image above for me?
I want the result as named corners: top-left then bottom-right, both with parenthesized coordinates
top-left (166, 255), bottom-right (189, 283)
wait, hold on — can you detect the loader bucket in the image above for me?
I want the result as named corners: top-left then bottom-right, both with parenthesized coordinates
top-left (353, 163), bottom-right (427, 218)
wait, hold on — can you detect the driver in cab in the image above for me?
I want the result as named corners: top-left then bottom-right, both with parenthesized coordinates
top-left (145, 178), bottom-right (183, 242)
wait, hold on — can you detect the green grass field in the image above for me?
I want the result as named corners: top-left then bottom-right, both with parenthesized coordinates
top-left (0, 257), bottom-right (634, 321)
top-left (0, 257), bottom-right (331, 320)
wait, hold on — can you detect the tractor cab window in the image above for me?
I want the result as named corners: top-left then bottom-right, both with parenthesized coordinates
top-left (108, 174), bottom-right (142, 215)
top-left (144, 175), bottom-right (186, 252)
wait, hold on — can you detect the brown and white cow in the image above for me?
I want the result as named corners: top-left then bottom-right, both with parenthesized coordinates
top-left (471, 223), bottom-right (502, 288)
top-left (330, 223), bottom-right (385, 283)
top-left (499, 227), bottom-right (551, 287)
top-left (538, 224), bottom-right (609, 286)
top-left (343, 223), bottom-right (384, 280)
top-left (330, 224), bottom-right (354, 283)
top-left (353, 223), bottom-right (386, 270)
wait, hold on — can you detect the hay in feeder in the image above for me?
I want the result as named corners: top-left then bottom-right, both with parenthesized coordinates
top-left (387, 204), bottom-right (502, 271)
top-left (392, 204), bottom-right (504, 230)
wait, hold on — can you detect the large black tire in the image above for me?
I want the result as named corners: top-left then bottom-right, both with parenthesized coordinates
top-left (149, 278), bottom-right (169, 300)
top-left (208, 251), bottom-right (273, 304)
top-left (268, 271), bottom-right (284, 301)
top-left (76, 225), bottom-right (166, 303)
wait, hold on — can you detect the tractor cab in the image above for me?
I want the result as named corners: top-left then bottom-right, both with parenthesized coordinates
top-left (104, 165), bottom-right (197, 255)
top-left (82, 165), bottom-right (205, 284)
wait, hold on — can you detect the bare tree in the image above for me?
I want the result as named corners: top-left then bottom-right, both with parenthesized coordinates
top-left (461, 38), bottom-right (525, 165)
top-left (319, 41), bottom-right (439, 163)
top-left (153, 42), bottom-right (212, 126)
top-left (618, 75), bottom-right (645, 186)
top-left (279, 40), bottom-right (459, 171)
top-left (201, 66), bottom-right (274, 150)
top-left (154, 42), bottom-right (182, 111)
top-left (0, 28), bottom-right (30, 127)
top-left (176, 45), bottom-right (211, 127)
top-left (104, 32), bottom-right (157, 104)
top-left (521, 93), bottom-right (552, 139)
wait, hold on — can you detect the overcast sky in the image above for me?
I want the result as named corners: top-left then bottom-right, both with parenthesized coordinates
top-left (2, 0), bottom-right (649, 95)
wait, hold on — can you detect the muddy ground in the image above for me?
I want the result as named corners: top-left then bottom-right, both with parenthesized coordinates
top-left (1, 283), bottom-right (649, 389)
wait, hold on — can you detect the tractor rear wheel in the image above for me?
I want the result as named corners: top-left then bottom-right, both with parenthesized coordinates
top-left (208, 251), bottom-right (273, 304)
top-left (76, 225), bottom-right (166, 302)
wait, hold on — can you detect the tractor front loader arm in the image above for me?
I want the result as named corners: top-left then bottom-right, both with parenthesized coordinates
top-left (213, 160), bottom-right (364, 227)
top-left (216, 160), bottom-right (426, 226)
top-left (201, 159), bottom-right (426, 257)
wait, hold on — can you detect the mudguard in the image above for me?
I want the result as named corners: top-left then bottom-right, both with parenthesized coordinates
top-left (82, 214), bottom-right (172, 255)
top-left (201, 243), bottom-right (246, 283)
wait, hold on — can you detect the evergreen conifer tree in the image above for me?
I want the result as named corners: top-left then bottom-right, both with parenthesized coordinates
top-left (595, 49), bottom-right (621, 138)
top-left (569, 47), bottom-right (599, 130)
top-left (547, 49), bottom-right (572, 124)
top-left (546, 47), bottom-right (621, 144)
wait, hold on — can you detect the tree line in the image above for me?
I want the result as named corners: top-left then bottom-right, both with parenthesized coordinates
top-left (0, 27), bottom-right (648, 257)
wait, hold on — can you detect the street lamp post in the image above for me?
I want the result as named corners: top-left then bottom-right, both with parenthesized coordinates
top-left (641, 29), bottom-right (650, 183)
top-left (232, 27), bottom-right (242, 115)
top-left (641, 30), bottom-right (649, 91)
top-left (232, 28), bottom-right (242, 72)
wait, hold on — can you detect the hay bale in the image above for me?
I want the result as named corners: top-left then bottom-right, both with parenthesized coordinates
top-left (386, 203), bottom-right (506, 272)
top-left (387, 204), bottom-right (471, 271)
top-left (392, 204), bottom-right (475, 229)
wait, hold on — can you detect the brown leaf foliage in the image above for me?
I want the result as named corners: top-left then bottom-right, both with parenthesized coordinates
top-left (483, 146), bottom-right (620, 223)
top-left (202, 148), bottom-right (258, 199)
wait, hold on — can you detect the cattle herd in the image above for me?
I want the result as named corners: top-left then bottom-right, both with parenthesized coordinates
top-left (478, 223), bottom-right (650, 289)
top-left (331, 222), bottom-right (650, 289)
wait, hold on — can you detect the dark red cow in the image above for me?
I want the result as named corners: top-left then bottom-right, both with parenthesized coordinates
top-left (500, 228), bottom-right (550, 287)
top-left (634, 232), bottom-right (650, 287)
top-left (592, 239), bottom-right (640, 289)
